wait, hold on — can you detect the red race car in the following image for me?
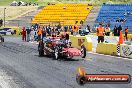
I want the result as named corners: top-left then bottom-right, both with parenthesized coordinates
top-left (38, 34), bottom-right (86, 60)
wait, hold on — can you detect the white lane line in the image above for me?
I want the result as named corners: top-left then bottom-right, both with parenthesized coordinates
top-left (88, 52), bottom-right (132, 61)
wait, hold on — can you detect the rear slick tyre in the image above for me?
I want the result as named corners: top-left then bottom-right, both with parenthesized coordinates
top-left (53, 47), bottom-right (59, 60)
top-left (38, 41), bottom-right (44, 57)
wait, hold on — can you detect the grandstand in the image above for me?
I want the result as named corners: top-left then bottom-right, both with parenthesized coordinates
top-left (32, 4), bottom-right (92, 26)
top-left (94, 4), bottom-right (132, 30)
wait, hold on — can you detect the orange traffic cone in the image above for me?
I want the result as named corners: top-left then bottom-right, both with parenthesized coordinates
top-left (118, 31), bottom-right (124, 44)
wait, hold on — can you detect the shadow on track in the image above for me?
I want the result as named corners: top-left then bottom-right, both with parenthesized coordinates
top-left (35, 54), bottom-right (84, 62)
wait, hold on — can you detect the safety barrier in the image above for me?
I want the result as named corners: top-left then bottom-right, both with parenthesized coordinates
top-left (69, 35), bottom-right (92, 51)
top-left (96, 43), bottom-right (117, 55)
top-left (126, 34), bottom-right (132, 41)
top-left (120, 44), bottom-right (132, 58)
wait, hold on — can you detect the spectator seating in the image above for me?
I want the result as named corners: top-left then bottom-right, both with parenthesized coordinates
top-left (32, 4), bottom-right (92, 26)
top-left (94, 4), bottom-right (132, 30)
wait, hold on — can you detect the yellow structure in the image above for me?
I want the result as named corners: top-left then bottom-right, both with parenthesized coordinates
top-left (69, 35), bottom-right (92, 51)
top-left (127, 34), bottom-right (132, 40)
top-left (96, 43), bottom-right (117, 55)
top-left (32, 4), bottom-right (92, 26)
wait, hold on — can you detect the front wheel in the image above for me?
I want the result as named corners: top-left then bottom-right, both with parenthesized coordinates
top-left (53, 47), bottom-right (59, 60)
top-left (81, 45), bottom-right (86, 58)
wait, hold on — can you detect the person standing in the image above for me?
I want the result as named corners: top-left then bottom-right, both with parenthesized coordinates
top-left (117, 25), bottom-right (122, 36)
top-left (46, 25), bottom-right (51, 36)
top-left (57, 23), bottom-right (61, 35)
top-left (105, 25), bottom-right (111, 36)
top-left (30, 28), bottom-right (35, 43)
top-left (37, 26), bottom-right (42, 41)
top-left (52, 27), bottom-right (56, 37)
top-left (42, 27), bottom-right (46, 41)
top-left (22, 27), bottom-right (26, 41)
top-left (96, 23), bottom-right (105, 43)
top-left (26, 27), bottom-right (31, 42)
top-left (72, 21), bottom-right (79, 36)
top-left (113, 25), bottom-right (118, 36)
top-left (80, 20), bottom-right (83, 25)
top-left (87, 25), bottom-right (91, 33)
top-left (125, 26), bottom-right (128, 41)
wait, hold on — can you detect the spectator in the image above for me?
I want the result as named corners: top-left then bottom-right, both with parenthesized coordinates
top-left (69, 25), bottom-right (73, 35)
top-left (80, 20), bottom-right (83, 25)
top-left (87, 25), bottom-right (91, 33)
top-left (37, 26), bottom-right (42, 41)
top-left (30, 28), bottom-right (35, 43)
top-left (125, 26), bottom-right (129, 41)
top-left (46, 26), bottom-right (48, 34)
top-left (96, 23), bottom-right (105, 43)
top-left (46, 25), bottom-right (51, 36)
top-left (113, 25), bottom-right (118, 36)
top-left (69, 25), bottom-right (72, 32)
top-left (72, 21), bottom-right (79, 36)
top-left (26, 27), bottom-right (31, 42)
top-left (52, 27), bottom-right (56, 37)
top-left (57, 24), bottom-right (61, 35)
top-left (117, 25), bottom-right (122, 36)
top-left (105, 25), bottom-right (111, 36)
top-left (42, 27), bottom-right (46, 41)
top-left (64, 26), bottom-right (68, 32)
top-left (22, 27), bottom-right (26, 41)
top-left (57, 23), bottom-right (61, 29)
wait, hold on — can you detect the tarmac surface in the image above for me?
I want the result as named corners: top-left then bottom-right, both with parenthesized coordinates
top-left (0, 36), bottom-right (132, 88)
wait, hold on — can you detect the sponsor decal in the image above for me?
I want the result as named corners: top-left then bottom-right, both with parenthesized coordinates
top-left (122, 46), bottom-right (132, 56)
top-left (78, 39), bottom-right (85, 46)
top-left (76, 68), bottom-right (131, 85)
top-left (83, 74), bottom-right (131, 83)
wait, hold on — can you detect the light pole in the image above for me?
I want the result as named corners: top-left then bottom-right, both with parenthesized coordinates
top-left (4, 8), bottom-right (6, 27)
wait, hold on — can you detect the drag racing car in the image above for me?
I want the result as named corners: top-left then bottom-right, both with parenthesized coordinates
top-left (38, 34), bottom-right (86, 60)
top-left (0, 35), bottom-right (4, 43)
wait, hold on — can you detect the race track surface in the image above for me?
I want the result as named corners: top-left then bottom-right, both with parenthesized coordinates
top-left (0, 36), bottom-right (132, 88)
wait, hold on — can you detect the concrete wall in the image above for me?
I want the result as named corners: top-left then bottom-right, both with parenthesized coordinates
top-left (120, 44), bottom-right (132, 58)
top-left (96, 43), bottom-right (117, 55)
top-left (69, 35), bottom-right (92, 51)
